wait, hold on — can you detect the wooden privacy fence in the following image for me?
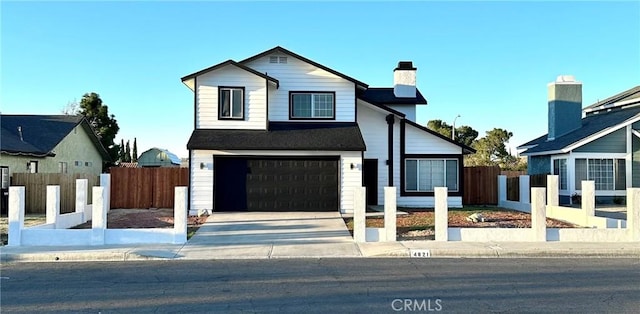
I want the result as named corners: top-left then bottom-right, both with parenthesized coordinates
top-left (463, 166), bottom-right (501, 205)
top-left (11, 173), bottom-right (99, 214)
top-left (109, 167), bottom-right (188, 209)
top-left (507, 174), bottom-right (548, 202)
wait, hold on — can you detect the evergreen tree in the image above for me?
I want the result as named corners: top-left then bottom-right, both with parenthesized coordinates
top-left (132, 138), bottom-right (138, 162)
top-left (124, 140), bottom-right (132, 162)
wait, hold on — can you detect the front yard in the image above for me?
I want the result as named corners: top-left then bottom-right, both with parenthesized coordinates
top-left (343, 206), bottom-right (578, 240)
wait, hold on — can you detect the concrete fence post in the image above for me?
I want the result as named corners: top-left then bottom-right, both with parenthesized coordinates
top-left (174, 187), bottom-right (188, 244)
top-left (8, 187), bottom-right (25, 246)
top-left (531, 187), bottom-right (547, 242)
top-left (353, 187), bottom-right (366, 242)
top-left (46, 185), bottom-right (60, 228)
top-left (627, 188), bottom-right (640, 241)
top-left (100, 173), bottom-right (111, 212)
top-left (76, 179), bottom-right (88, 215)
top-left (582, 180), bottom-right (595, 219)
top-left (384, 187), bottom-right (397, 242)
top-left (498, 175), bottom-right (507, 204)
top-left (91, 187), bottom-right (107, 245)
top-left (519, 175), bottom-right (530, 203)
top-left (547, 175), bottom-right (559, 207)
top-left (435, 187), bottom-right (448, 241)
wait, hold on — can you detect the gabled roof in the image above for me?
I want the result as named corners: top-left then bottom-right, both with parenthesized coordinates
top-left (1, 114), bottom-right (111, 160)
top-left (519, 105), bottom-right (640, 155)
top-left (187, 122), bottom-right (366, 151)
top-left (181, 59), bottom-right (280, 90)
top-left (358, 88), bottom-right (428, 105)
top-left (583, 85), bottom-right (640, 113)
top-left (238, 46), bottom-right (369, 88)
top-left (404, 119), bottom-right (476, 155)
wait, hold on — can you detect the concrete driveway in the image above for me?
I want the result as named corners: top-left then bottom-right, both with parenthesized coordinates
top-left (179, 211), bottom-right (362, 259)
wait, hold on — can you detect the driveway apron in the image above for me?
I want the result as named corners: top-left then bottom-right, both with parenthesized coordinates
top-left (178, 211), bottom-right (362, 259)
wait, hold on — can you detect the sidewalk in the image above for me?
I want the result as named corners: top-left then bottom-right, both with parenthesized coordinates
top-left (2, 241), bottom-right (639, 263)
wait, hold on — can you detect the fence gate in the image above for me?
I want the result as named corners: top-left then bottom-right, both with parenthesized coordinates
top-left (463, 166), bottom-right (501, 205)
top-left (109, 167), bottom-right (188, 209)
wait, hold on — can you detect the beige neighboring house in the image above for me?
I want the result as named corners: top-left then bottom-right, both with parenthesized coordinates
top-left (0, 114), bottom-right (111, 177)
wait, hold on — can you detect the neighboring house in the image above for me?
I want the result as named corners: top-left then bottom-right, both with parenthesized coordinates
top-left (182, 46), bottom-right (474, 213)
top-left (0, 114), bottom-right (110, 177)
top-left (519, 77), bottom-right (640, 204)
top-left (137, 148), bottom-right (181, 167)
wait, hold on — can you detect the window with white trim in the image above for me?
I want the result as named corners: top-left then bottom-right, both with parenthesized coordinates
top-left (405, 159), bottom-right (458, 192)
top-left (553, 159), bottom-right (567, 190)
top-left (575, 158), bottom-right (625, 191)
top-left (290, 92), bottom-right (335, 119)
top-left (219, 87), bottom-right (244, 119)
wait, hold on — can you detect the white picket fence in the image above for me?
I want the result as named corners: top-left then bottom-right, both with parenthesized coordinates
top-left (8, 174), bottom-right (187, 246)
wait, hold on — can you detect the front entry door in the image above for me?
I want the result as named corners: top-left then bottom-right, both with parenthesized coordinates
top-left (363, 159), bottom-right (378, 206)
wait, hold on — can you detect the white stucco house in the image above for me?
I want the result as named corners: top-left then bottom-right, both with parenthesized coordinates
top-left (182, 46), bottom-right (474, 213)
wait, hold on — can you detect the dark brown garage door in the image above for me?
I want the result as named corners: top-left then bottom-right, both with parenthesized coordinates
top-left (214, 157), bottom-right (339, 211)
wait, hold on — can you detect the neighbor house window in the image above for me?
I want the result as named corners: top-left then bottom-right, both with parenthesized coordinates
top-left (59, 162), bottom-right (68, 173)
top-left (28, 161), bottom-right (38, 173)
top-left (85, 161), bottom-right (92, 167)
top-left (575, 158), bottom-right (625, 191)
top-left (290, 92), bottom-right (335, 119)
top-left (405, 159), bottom-right (458, 192)
top-left (553, 159), bottom-right (567, 190)
top-left (218, 87), bottom-right (244, 119)
top-left (74, 161), bottom-right (82, 166)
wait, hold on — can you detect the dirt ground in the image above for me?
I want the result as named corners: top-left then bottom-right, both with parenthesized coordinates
top-left (345, 208), bottom-right (578, 241)
top-left (70, 208), bottom-right (208, 229)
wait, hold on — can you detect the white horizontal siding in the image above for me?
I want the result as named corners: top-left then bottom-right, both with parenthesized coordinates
top-left (244, 54), bottom-right (355, 122)
top-left (190, 150), bottom-right (214, 211)
top-left (387, 104), bottom-right (416, 122)
top-left (192, 150), bottom-right (362, 213)
top-left (196, 66), bottom-right (267, 129)
top-left (405, 123), bottom-right (462, 154)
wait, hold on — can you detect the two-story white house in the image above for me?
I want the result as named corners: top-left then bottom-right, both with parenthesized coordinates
top-left (182, 46), bottom-right (474, 213)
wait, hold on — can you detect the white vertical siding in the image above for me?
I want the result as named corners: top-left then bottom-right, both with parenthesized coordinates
top-left (190, 150), bottom-right (214, 211)
top-left (244, 55), bottom-right (356, 122)
top-left (189, 150), bottom-right (362, 213)
top-left (357, 101), bottom-right (390, 205)
top-left (196, 66), bottom-right (267, 129)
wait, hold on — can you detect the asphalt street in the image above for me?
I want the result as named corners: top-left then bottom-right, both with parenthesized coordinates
top-left (1, 258), bottom-right (639, 313)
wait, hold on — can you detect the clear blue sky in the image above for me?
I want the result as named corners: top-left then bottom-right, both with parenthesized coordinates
top-left (2, 1), bottom-right (639, 159)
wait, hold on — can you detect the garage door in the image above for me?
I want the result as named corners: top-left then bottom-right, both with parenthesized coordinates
top-left (214, 157), bottom-right (339, 211)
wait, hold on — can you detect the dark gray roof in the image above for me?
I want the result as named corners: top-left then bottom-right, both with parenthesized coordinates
top-left (1, 114), bottom-right (110, 160)
top-left (583, 85), bottom-right (640, 113)
top-left (187, 122), bottom-right (366, 151)
top-left (238, 46), bottom-right (368, 88)
top-left (520, 105), bottom-right (640, 154)
top-left (358, 88), bottom-right (428, 105)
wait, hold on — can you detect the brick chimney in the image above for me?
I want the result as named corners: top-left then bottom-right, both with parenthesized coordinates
top-left (548, 75), bottom-right (582, 140)
top-left (393, 61), bottom-right (416, 98)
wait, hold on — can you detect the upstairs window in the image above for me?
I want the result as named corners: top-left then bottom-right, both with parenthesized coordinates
top-left (219, 87), bottom-right (244, 120)
top-left (290, 92), bottom-right (335, 119)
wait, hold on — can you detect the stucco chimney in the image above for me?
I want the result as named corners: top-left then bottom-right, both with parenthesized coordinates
top-left (548, 75), bottom-right (582, 140)
top-left (393, 61), bottom-right (416, 98)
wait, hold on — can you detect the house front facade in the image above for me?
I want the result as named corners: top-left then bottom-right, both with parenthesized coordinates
top-left (0, 115), bottom-right (110, 178)
top-left (183, 47), bottom-right (473, 213)
top-left (519, 78), bottom-right (640, 204)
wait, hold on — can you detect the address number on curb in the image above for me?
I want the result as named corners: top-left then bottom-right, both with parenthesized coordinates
top-left (410, 249), bottom-right (431, 258)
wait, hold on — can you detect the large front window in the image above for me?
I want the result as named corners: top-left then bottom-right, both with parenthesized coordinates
top-left (290, 92), bottom-right (335, 119)
top-left (553, 159), bottom-right (567, 190)
top-left (405, 158), bottom-right (458, 192)
top-left (219, 87), bottom-right (244, 119)
top-left (575, 158), bottom-right (625, 191)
